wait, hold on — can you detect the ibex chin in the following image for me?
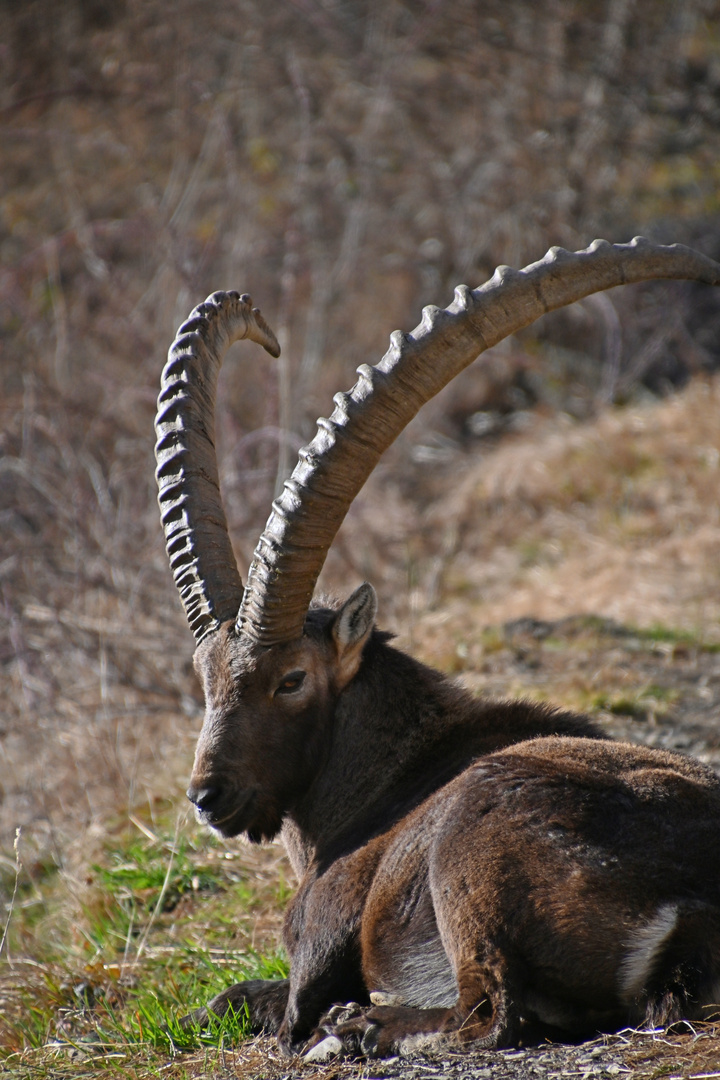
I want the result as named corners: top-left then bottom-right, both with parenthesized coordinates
top-left (155, 238), bottom-right (720, 1059)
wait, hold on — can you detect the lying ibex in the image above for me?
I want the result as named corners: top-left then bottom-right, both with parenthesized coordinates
top-left (155, 238), bottom-right (720, 1058)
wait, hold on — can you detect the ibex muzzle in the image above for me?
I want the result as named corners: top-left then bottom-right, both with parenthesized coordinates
top-left (155, 243), bottom-right (720, 1057)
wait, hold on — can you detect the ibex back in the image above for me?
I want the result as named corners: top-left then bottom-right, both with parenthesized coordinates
top-left (155, 239), bottom-right (720, 1058)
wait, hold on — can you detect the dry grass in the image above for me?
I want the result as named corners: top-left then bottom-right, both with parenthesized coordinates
top-left (416, 377), bottom-right (720, 648)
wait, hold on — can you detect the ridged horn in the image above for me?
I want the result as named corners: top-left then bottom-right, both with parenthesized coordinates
top-left (236, 237), bottom-right (720, 645)
top-left (155, 291), bottom-right (280, 643)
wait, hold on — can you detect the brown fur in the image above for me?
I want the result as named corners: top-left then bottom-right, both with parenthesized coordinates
top-left (183, 589), bottom-right (720, 1057)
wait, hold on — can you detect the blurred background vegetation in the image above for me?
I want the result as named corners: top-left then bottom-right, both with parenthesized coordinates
top-left (2, 0), bottom-right (720, 872)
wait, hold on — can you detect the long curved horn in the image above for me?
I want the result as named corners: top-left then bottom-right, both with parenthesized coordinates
top-left (236, 237), bottom-right (720, 645)
top-left (155, 291), bottom-right (280, 643)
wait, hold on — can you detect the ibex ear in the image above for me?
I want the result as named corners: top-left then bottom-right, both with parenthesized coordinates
top-left (331, 583), bottom-right (378, 689)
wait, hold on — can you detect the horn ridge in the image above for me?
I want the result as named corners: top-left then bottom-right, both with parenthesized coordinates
top-left (155, 290), bottom-right (280, 643)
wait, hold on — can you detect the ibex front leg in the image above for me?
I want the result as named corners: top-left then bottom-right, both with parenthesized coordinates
top-left (182, 978), bottom-right (290, 1035)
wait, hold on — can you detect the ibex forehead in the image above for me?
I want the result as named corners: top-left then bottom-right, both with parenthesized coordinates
top-left (192, 618), bottom-right (334, 702)
top-left (192, 622), bottom-right (253, 703)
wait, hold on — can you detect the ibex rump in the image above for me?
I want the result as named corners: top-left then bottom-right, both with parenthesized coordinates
top-left (155, 239), bottom-right (720, 1057)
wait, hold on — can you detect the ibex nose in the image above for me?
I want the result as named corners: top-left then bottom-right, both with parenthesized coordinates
top-left (187, 784), bottom-right (222, 811)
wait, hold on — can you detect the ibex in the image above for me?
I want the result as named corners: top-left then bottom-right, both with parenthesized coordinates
top-left (155, 238), bottom-right (720, 1058)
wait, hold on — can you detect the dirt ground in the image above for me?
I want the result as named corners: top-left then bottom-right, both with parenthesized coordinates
top-left (199, 1022), bottom-right (720, 1080)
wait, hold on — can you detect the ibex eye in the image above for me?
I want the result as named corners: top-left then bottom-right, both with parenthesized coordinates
top-left (275, 671), bottom-right (306, 696)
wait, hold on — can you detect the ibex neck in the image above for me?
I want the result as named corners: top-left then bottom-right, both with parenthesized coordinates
top-left (283, 641), bottom-right (473, 873)
top-left (281, 635), bottom-right (604, 878)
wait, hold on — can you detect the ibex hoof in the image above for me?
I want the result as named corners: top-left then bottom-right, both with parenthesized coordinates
top-left (309, 1002), bottom-right (387, 1058)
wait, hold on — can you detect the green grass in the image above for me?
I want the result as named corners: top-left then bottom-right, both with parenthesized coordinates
top-left (634, 624), bottom-right (720, 651)
top-left (0, 810), bottom-right (290, 1077)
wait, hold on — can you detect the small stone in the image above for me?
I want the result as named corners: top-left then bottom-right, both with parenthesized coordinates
top-left (303, 1035), bottom-right (344, 1063)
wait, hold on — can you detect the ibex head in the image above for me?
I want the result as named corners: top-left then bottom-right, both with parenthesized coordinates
top-left (186, 584), bottom-right (377, 841)
top-left (155, 243), bottom-right (720, 843)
